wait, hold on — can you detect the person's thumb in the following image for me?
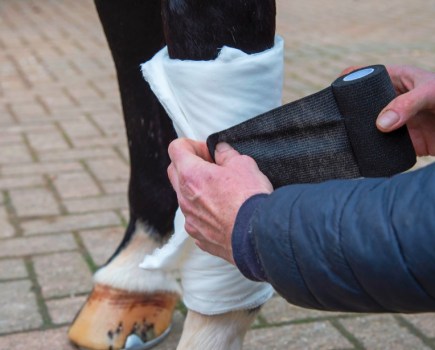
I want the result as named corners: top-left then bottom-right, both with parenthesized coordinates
top-left (214, 142), bottom-right (241, 166)
top-left (377, 89), bottom-right (427, 132)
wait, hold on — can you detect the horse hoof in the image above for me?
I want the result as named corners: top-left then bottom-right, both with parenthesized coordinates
top-left (68, 284), bottom-right (179, 350)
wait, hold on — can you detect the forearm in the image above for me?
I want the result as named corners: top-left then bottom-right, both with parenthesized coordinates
top-left (232, 163), bottom-right (435, 312)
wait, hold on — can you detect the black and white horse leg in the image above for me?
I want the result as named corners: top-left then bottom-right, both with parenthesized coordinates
top-left (68, 1), bottom-right (180, 349)
top-left (160, 1), bottom-right (276, 349)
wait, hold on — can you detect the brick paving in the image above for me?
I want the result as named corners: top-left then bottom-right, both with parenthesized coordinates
top-left (0, 0), bottom-right (434, 349)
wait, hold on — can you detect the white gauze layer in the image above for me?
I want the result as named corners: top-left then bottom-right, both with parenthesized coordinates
top-left (140, 36), bottom-right (284, 315)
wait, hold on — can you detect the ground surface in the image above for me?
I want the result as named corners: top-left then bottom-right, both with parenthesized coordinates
top-left (0, 0), bottom-right (434, 349)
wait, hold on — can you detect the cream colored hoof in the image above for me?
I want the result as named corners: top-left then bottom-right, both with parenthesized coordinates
top-left (68, 284), bottom-right (179, 350)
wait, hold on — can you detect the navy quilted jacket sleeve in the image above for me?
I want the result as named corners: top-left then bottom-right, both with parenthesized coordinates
top-left (232, 163), bottom-right (435, 312)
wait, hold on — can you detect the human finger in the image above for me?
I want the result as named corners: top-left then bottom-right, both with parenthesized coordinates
top-left (377, 84), bottom-right (435, 132)
top-left (214, 142), bottom-right (243, 166)
top-left (167, 162), bottom-right (180, 194)
top-left (168, 138), bottom-right (212, 166)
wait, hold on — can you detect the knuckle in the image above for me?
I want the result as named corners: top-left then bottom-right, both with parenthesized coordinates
top-left (239, 154), bottom-right (256, 167)
top-left (184, 218), bottom-right (198, 236)
top-left (397, 96), bottom-right (414, 111)
top-left (179, 172), bottom-right (202, 200)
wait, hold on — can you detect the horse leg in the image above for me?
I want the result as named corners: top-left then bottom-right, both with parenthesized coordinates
top-left (160, 1), bottom-right (276, 349)
top-left (177, 309), bottom-right (260, 350)
top-left (68, 1), bottom-right (181, 349)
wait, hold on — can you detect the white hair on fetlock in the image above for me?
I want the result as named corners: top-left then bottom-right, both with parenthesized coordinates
top-left (93, 221), bottom-right (181, 294)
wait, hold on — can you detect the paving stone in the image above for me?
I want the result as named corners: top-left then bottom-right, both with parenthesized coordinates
top-left (58, 117), bottom-right (102, 140)
top-left (100, 180), bottom-right (128, 195)
top-left (86, 157), bottom-right (129, 182)
top-left (38, 146), bottom-right (117, 162)
top-left (339, 315), bottom-right (430, 349)
top-left (71, 134), bottom-right (127, 148)
top-left (121, 209), bottom-right (130, 223)
top-left (9, 101), bottom-right (46, 122)
top-left (15, 55), bottom-right (52, 87)
top-left (261, 295), bottom-right (346, 324)
top-left (79, 226), bottom-right (124, 266)
top-left (0, 326), bottom-right (76, 350)
top-left (9, 187), bottom-right (60, 217)
top-left (0, 206), bottom-right (15, 238)
top-left (37, 89), bottom-right (75, 110)
top-left (26, 130), bottom-right (70, 152)
top-left (78, 102), bottom-right (118, 116)
top-left (21, 212), bottom-right (121, 235)
top-left (2, 161), bottom-right (82, 176)
top-left (64, 193), bottom-right (128, 214)
top-left (403, 314), bottom-right (435, 338)
top-left (118, 144), bottom-right (130, 162)
top-left (46, 295), bottom-right (87, 325)
top-left (0, 143), bottom-right (32, 164)
top-left (0, 280), bottom-right (42, 334)
top-left (0, 258), bottom-right (27, 280)
top-left (90, 111), bottom-right (125, 137)
top-left (52, 171), bottom-right (100, 199)
top-left (0, 132), bottom-right (22, 145)
top-left (0, 233), bottom-right (77, 258)
top-left (33, 251), bottom-right (93, 298)
top-left (244, 322), bottom-right (352, 350)
top-left (65, 83), bottom-right (102, 104)
top-left (0, 175), bottom-right (45, 190)
top-left (3, 123), bottom-right (57, 135)
top-left (0, 110), bottom-right (16, 126)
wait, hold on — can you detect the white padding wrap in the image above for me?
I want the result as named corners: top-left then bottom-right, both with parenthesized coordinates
top-left (139, 36), bottom-right (284, 315)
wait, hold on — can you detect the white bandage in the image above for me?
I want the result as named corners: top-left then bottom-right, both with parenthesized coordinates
top-left (140, 36), bottom-right (284, 315)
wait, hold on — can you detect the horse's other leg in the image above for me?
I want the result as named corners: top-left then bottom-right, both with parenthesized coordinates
top-left (160, 1), bottom-right (276, 349)
top-left (177, 309), bottom-right (260, 350)
top-left (68, 1), bottom-right (181, 349)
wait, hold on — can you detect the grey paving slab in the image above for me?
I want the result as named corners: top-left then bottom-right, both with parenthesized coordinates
top-left (21, 212), bottom-right (121, 235)
top-left (32, 251), bottom-right (93, 298)
top-left (0, 175), bottom-right (45, 191)
top-left (260, 295), bottom-right (347, 324)
top-left (244, 322), bottom-right (353, 350)
top-left (0, 206), bottom-right (15, 238)
top-left (46, 295), bottom-right (88, 326)
top-left (0, 144), bottom-right (32, 164)
top-left (78, 226), bottom-right (124, 266)
top-left (51, 171), bottom-right (101, 200)
top-left (9, 188), bottom-right (61, 217)
top-left (0, 327), bottom-right (76, 350)
top-left (63, 193), bottom-right (128, 214)
top-left (0, 280), bottom-right (43, 334)
top-left (339, 315), bottom-right (431, 350)
top-left (0, 258), bottom-right (27, 280)
top-left (0, 233), bottom-right (77, 258)
top-left (403, 314), bottom-right (435, 339)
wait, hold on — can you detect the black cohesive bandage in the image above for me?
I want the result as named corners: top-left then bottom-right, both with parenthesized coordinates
top-left (207, 65), bottom-right (416, 188)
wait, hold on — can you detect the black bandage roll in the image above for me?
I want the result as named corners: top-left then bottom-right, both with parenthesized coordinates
top-left (332, 65), bottom-right (416, 177)
top-left (206, 64), bottom-right (416, 188)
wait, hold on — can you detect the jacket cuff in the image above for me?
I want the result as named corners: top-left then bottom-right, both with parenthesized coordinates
top-left (232, 193), bottom-right (269, 282)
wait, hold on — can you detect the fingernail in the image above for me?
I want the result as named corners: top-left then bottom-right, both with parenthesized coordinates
top-left (216, 142), bottom-right (233, 152)
top-left (377, 110), bottom-right (399, 130)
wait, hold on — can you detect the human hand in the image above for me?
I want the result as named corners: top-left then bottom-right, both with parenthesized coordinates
top-left (342, 65), bottom-right (435, 156)
top-left (167, 139), bottom-right (273, 264)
